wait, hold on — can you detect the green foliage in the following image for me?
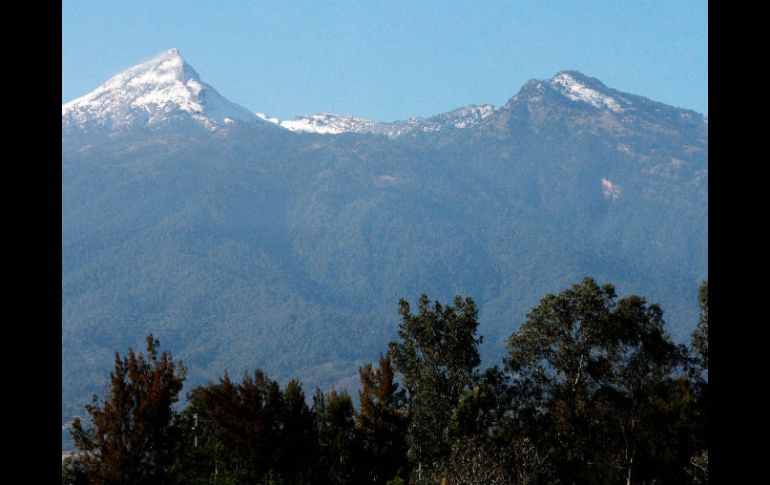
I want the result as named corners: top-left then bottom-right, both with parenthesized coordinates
top-left (504, 277), bottom-right (695, 483)
top-left (63, 90), bottom-right (708, 444)
top-left (435, 437), bottom-right (514, 485)
top-left (448, 366), bottom-right (509, 441)
top-left (385, 476), bottom-right (405, 485)
top-left (167, 371), bottom-right (319, 484)
top-left (167, 387), bottom-right (225, 484)
top-left (316, 388), bottom-right (361, 485)
top-left (688, 280), bottom-right (709, 483)
top-left (279, 379), bottom-right (319, 483)
top-left (389, 294), bottom-right (482, 471)
top-left (64, 279), bottom-right (708, 484)
top-left (357, 352), bottom-right (409, 483)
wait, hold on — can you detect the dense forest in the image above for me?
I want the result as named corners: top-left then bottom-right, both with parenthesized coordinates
top-left (62, 277), bottom-right (708, 484)
top-left (63, 67), bottom-right (708, 436)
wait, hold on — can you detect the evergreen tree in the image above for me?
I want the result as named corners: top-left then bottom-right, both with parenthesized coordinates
top-left (197, 370), bottom-right (284, 482)
top-left (64, 334), bottom-right (186, 485)
top-left (693, 280), bottom-right (708, 370)
top-left (316, 388), bottom-right (360, 485)
top-left (277, 379), bottom-right (318, 484)
top-left (167, 387), bottom-right (225, 485)
top-left (357, 352), bottom-right (409, 484)
top-left (169, 375), bottom-right (319, 485)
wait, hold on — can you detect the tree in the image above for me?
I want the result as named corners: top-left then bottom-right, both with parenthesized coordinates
top-left (315, 388), bottom-right (360, 485)
top-left (505, 278), bottom-right (619, 482)
top-left (167, 386), bottom-right (227, 485)
top-left (505, 278), bottom-right (690, 484)
top-left (688, 280), bottom-right (708, 483)
top-left (65, 334), bottom-right (186, 485)
top-left (197, 369), bottom-right (284, 483)
top-left (357, 352), bottom-right (409, 484)
top-left (277, 379), bottom-right (318, 484)
top-left (388, 294), bottom-right (482, 475)
top-left (592, 295), bottom-right (690, 484)
top-left (447, 366), bottom-right (509, 441)
top-left (693, 280), bottom-right (708, 370)
top-left (169, 374), bottom-right (318, 485)
top-left (436, 437), bottom-right (514, 485)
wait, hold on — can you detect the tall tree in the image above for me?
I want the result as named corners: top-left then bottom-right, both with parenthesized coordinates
top-left (278, 379), bottom-right (318, 484)
top-left (64, 334), bottom-right (186, 485)
top-left (166, 386), bottom-right (226, 485)
top-left (688, 280), bottom-right (709, 483)
top-left (593, 295), bottom-right (689, 484)
top-left (505, 278), bottom-right (690, 484)
top-left (316, 388), bottom-right (359, 485)
top-left (505, 278), bottom-right (618, 482)
top-left (169, 375), bottom-right (318, 485)
top-left (357, 352), bottom-right (409, 484)
top-left (693, 280), bottom-right (708, 370)
top-left (197, 369), bottom-right (284, 482)
top-left (388, 294), bottom-right (482, 475)
top-left (444, 367), bottom-right (516, 485)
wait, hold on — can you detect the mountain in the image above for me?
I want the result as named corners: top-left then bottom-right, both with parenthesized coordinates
top-left (257, 112), bottom-right (380, 134)
top-left (258, 104), bottom-right (496, 137)
top-left (62, 50), bottom-right (707, 449)
top-left (62, 48), bottom-right (262, 137)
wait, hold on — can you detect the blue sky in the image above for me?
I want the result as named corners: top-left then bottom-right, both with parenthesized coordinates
top-left (62, 0), bottom-right (707, 121)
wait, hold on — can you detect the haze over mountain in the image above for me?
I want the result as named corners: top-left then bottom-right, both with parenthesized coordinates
top-left (62, 50), bottom-right (707, 448)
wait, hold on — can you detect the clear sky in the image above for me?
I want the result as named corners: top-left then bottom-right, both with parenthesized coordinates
top-left (62, 0), bottom-right (707, 122)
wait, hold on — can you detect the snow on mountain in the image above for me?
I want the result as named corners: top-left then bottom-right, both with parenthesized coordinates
top-left (444, 104), bottom-right (496, 128)
top-left (259, 113), bottom-right (380, 135)
top-left (549, 71), bottom-right (625, 112)
top-left (63, 51), bottom-right (695, 141)
top-left (255, 112), bottom-right (281, 124)
top-left (258, 104), bottom-right (498, 137)
top-left (415, 104), bottom-right (497, 130)
top-left (62, 48), bottom-right (259, 133)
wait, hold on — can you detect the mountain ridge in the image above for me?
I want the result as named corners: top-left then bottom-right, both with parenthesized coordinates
top-left (63, 49), bottom-right (705, 138)
top-left (61, 50), bottom-right (707, 452)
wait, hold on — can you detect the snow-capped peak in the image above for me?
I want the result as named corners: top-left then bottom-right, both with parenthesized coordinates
top-left (63, 48), bottom-right (258, 133)
top-left (549, 72), bottom-right (624, 112)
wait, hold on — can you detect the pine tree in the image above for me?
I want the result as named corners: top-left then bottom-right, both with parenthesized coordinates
top-left (317, 389), bottom-right (359, 485)
top-left (65, 334), bottom-right (186, 485)
top-left (357, 352), bottom-right (409, 484)
top-left (693, 280), bottom-right (708, 370)
top-left (197, 369), bottom-right (284, 482)
top-left (278, 379), bottom-right (318, 484)
top-left (166, 386), bottom-right (226, 485)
